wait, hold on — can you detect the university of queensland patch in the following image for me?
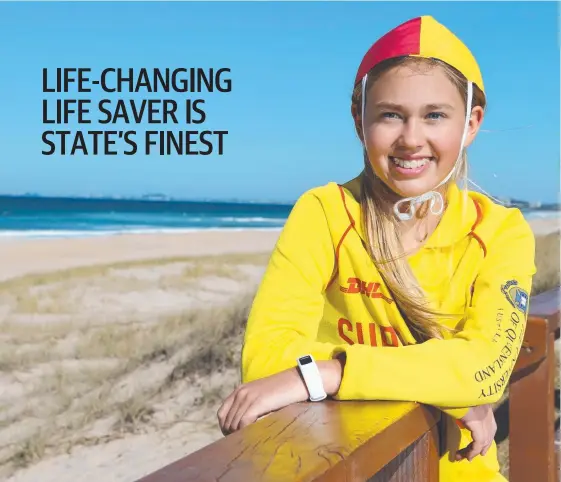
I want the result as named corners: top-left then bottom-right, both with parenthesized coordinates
top-left (501, 280), bottom-right (529, 314)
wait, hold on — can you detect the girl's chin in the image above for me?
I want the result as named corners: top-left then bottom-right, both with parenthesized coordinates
top-left (384, 178), bottom-right (440, 199)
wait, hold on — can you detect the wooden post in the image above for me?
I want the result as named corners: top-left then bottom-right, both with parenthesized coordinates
top-left (366, 422), bottom-right (440, 482)
top-left (509, 288), bottom-right (560, 482)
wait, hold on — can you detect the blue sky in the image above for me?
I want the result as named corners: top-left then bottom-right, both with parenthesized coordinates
top-left (0, 1), bottom-right (558, 203)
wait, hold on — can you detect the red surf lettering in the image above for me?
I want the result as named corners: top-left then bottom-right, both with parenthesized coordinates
top-left (381, 326), bottom-right (399, 347)
top-left (337, 318), bottom-right (399, 347)
top-left (338, 318), bottom-right (354, 345)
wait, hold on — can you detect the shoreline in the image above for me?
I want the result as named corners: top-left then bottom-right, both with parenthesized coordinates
top-left (0, 227), bottom-right (284, 241)
top-left (0, 210), bottom-right (557, 242)
top-left (0, 217), bottom-right (557, 240)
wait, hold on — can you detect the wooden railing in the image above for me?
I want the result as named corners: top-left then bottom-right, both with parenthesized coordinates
top-left (136, 287), bottom-right (560, 482)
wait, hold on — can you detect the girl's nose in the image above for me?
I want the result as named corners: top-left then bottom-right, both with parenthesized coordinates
top-left (397, 118), bottom-right (424, 150)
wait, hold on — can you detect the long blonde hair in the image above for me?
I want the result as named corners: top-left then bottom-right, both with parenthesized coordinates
top-left (351, 57), bottom-right (487, 343)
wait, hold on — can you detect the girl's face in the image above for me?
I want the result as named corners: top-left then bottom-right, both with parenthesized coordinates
top-left (361, 64), bottom-right (483, 200)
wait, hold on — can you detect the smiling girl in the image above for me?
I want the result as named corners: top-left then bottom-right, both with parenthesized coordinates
top-left (218, 15), bottom-right (535, 481)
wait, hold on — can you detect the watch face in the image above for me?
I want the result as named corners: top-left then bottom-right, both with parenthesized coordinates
top-left (299, 355), bottom-right (313, 365)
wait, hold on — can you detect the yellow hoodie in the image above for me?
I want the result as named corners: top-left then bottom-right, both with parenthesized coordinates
top-left (241, 178), bottom-right (536, 481)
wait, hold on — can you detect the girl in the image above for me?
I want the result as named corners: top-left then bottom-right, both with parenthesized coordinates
top-left (218, 15), bottom-right (535, 482)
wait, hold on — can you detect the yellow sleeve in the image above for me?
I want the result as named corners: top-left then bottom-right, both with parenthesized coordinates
top-left (332, 210), bottom-right (536, 408)
top-left (241, 190), bottom-right (340, 382)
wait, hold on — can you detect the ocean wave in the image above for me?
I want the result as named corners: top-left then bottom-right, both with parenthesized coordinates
top-left (524, 211), bottom-right (561, 220)
top-left (0, 227), bottom-right (284, 239)
top-left (215, 216), bottom-right (287, 223)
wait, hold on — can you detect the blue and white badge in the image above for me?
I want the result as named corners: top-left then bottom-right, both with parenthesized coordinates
top-left (501, 280), bottom-right (529, 314)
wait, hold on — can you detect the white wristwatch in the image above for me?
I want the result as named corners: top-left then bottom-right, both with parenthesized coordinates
top-left (297, 354), bottom-right (327, 402)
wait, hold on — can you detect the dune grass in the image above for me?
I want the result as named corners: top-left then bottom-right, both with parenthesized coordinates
top-left (0, 253), bottom-right (267, 478)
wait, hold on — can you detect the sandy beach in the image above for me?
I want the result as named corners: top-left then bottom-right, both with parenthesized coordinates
top-left (526, 217), bottom-right (561, 236)
top-left (0, 217), bottom-right (559, 482)
top-left (0, 229), bottom-right (282, 282)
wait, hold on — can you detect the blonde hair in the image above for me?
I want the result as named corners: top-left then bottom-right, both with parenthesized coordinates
top-left (351, 57), bottom-right (487, 342)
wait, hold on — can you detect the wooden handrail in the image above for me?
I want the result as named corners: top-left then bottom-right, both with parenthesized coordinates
top-left (136, 287), bottom-right (560, 482)
top-left (137, 402), bottom-right (441, 482)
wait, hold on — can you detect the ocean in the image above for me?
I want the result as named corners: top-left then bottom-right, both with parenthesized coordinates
top-left (0, 195), bottom-right (557, 239)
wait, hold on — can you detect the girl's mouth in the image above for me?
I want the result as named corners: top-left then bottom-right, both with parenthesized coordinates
top-left (389, 156), bottom-right (433, 175)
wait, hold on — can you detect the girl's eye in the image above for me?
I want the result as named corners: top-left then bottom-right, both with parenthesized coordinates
top-left (427, 112), bottom-right (446, 120)
top-left (381, 112), bottom-right (401, 120)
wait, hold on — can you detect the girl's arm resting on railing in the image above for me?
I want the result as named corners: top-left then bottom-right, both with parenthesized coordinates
top-left (330, 215), bottom-right (535, 408)
top-left (241, 191), bottom-right (535, 413)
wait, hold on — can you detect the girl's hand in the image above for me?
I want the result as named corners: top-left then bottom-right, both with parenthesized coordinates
top-left (456, 404), bottom-right (497, 462)
top-left (217, 367), bottom-right (309, 436)
top-left (217, 358), bottom-right (344, 436)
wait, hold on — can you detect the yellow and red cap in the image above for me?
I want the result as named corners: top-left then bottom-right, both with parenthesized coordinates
top-left (354, 15), bottom-right (484, 93)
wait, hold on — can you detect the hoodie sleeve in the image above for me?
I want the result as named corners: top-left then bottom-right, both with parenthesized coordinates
top-left (241, 190), bottom-right (341, 381)
top-left (241, 192), bottom-right (535, 414)
top-left (331, 209), bottom-right (536, 408)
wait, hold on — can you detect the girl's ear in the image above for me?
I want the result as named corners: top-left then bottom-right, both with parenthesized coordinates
top-left (464, 105), bottom-right (485, 148)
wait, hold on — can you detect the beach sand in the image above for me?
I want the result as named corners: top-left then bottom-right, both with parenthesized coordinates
top-left (526, 216), bottom-right (561, 236)
top-left (0, 218), bottom-right (559, 482)
top-left (0, 229), bottom-right (282, 282)
top-left (0, 229), bottom-right (281, 482)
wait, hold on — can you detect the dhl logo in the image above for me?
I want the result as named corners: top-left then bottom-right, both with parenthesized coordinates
top-left (340, 277), bottom-right (393, 304)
